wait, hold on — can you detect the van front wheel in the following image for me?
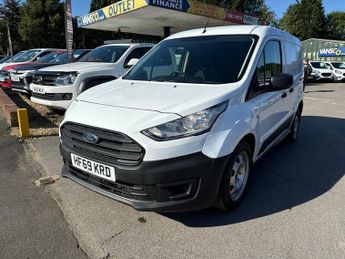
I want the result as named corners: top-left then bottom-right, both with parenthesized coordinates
top-left (286, 108), bottom-right (302, 143)
top-left (217, 141), bottom-right (253, 211)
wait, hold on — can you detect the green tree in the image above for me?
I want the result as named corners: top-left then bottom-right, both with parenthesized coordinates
top-left (90, 0), bottom-right (115, 12)
top-left (0, 0), bottom-right (22, 54)
top-left (18, 0), bottom-right (65, 48)
top-left (279, 0), bottom-right (328, 40)
top-left (327, 12), bottom-right (345, 40)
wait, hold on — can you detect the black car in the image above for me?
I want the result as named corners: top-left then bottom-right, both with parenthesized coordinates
top-left (10, 49), bottom-right (91, 94)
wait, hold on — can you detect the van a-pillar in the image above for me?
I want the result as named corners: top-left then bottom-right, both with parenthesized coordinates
top-left (163, 26), bottom-right (171, 38)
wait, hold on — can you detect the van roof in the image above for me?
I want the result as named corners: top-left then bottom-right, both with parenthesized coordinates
top-left (167, 25), bottom-right (300, 45)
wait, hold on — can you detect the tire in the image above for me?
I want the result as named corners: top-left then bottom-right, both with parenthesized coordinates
top-left (286, 107), bottom-right (302, 143)
top-left (217, 141), bottom-right (253, 211)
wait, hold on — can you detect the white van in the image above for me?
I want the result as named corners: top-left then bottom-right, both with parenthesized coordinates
top-left (308, 61), bottom-right (333, 81)
top-left (59, 25), bottom-right (304, 212)
top-left (30, 43), bottom-right (154, 110)
top-left (324, 62), bottom-right (345, 82)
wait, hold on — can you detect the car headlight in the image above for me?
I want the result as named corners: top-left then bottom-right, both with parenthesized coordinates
top-left (335, 70), bottom-right (342, 74)
top-left (55, 72), bottom-right (77, 85)
top-left (142, 102), bottom-right (228, 141)
top-left (314, 70), bottom-right (320, 74)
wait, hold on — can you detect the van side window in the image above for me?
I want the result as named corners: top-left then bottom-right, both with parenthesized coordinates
top-left (286, 42), bottom-right (302, 75)
top-left (247, 40), bottom-right (282, 100)
top-left (124, 47), bottom-right (152, 67)
top-left (264, 41), bottom-right (282, 83)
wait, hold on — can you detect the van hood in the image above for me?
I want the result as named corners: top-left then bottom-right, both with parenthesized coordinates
top-left (76, 79), bottom-right (238, 116)
top-left (313, 67), bottom-right (332, 73)
top-left (38, 62), bottom-right (114, 73)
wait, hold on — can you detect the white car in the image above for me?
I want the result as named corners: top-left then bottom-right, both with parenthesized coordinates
top-left (0, 48), bottom-right (63, 70)
top-left (60, 25), bottom-right (304, 212)
top-left (30, 43), bottom-right (154, 110)
top-left (325, 62), bottom-right (345, 82)
top-left (308, 61), bottom-right (333, 81)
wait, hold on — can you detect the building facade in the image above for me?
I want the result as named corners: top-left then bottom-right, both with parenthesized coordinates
top-left (302, 38), bottom-right (345, 62)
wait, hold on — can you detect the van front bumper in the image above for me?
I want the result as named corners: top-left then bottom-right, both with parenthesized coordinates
top-left (60, 143), bottom-right (228, 212)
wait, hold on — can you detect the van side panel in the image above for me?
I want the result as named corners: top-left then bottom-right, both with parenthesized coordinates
top-left (202, 100), bottom-right (258, 159)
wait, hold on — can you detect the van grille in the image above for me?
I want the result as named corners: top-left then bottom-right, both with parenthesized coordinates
top-left (32, 73), bottom-right (59, 86)
top-left (60, 122), bottom-right (145, 166)
top-left (321, 73), bottom-right (331, 77)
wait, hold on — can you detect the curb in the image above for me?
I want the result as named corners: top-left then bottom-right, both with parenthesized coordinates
top-left (23, 140), bottom-right (108, 259)
top-left (0, 88), bottom-right (19, 127)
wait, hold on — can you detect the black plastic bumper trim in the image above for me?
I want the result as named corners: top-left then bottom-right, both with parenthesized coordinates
top-left (60, 143), bottom-right (229, 212)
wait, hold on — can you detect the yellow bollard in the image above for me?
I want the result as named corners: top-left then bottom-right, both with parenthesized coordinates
top-left (17, 108), bottom-right (30, 138)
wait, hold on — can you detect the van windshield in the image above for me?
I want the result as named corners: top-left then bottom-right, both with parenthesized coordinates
top-left (78, 46), bottom-right (129, 63)
top-left (310, 61), bottom-right (327, 69)
top-left (123, 35), bottom-right (256, 84)
top-left (331, 62), bottom-right (345, 69)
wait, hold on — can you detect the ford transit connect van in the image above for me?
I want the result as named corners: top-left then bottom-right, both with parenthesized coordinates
top-left (325, 62), bottom-right (345, 82)
top-left (59, 25), bottom-right (304, 212)
top-left (308, 61), bottom-right (333, 81)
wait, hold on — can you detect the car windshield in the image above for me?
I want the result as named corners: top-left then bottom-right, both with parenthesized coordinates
top-left (0, 56), bottom-right (10, 63)
top-left (37, 52), bottom-right (65, 63)
top-left (78, 46), bottom-right (129, 63)
top-left (73, 49), bottom-right (89, 59)
top-left (12, 50), bottom-right (41, 62)
top-left (310, 61), bottom-right (327, 69)
top-left (123, 36), bottom-right (256, 84)
top-left (4, 51), bottom-right (25, 63)
top-left (331, 62), bottom-right (345, 69)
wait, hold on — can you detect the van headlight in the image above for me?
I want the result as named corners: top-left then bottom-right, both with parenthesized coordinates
top-left (335, 70), bottom-right (342, 74)
top-left (55, 72), bottom-right (77, 85)
top-left (142, 102), bottom-right (227, 141)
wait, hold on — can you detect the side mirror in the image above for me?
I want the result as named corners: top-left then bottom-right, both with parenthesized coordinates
top-left (125, 58), bottom-right (139, 68)
top-left (271, 73), bottom-right (293, 90)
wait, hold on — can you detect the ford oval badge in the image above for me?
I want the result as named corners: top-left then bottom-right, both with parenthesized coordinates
top-left (82, 132), bottom-right (99, 144)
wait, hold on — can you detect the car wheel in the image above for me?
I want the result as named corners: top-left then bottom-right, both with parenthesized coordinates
top-left (287, 108), bottom-right (302, 143)
top-left (217, 141), bottom-right (253, 211)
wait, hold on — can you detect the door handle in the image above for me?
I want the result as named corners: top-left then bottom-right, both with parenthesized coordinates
top-left (281, 92), bottom-right (287, 98)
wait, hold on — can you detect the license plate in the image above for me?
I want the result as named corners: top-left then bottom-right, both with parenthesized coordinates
top-left (71, 153), bottom-right (116, 182)
top-left (32, 86), bottom-right (45, 94)
top-left (11, 75), bottom-right (20, 82)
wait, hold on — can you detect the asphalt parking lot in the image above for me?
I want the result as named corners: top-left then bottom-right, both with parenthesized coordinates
top-left (21, 81), bottom-right (345, 259)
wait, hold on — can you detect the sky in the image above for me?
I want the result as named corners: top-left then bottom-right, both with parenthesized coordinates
top-left (70, 0), bottom-right (345, 18)
top-left (265, 0), bottom-right (345, 18)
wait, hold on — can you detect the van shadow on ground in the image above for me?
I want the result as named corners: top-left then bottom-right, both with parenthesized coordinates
top-left (163, 116), bottom-right (345, 227)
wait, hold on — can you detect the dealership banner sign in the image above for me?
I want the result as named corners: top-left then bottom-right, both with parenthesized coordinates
top-left (318, 47), bottom-right (345, 57)
top-left (65, 0), bottom-right (73, 63)
top-left (77, 0), bottom-right (258, 27)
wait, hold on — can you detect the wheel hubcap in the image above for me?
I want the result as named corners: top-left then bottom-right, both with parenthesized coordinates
top-left (229, 151), bottom-right (249, 201)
